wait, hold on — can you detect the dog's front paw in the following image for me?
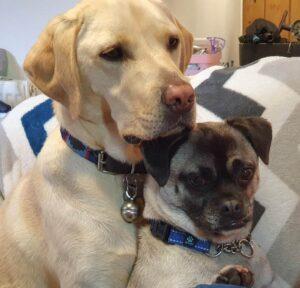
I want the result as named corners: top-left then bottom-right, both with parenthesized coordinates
top-left (213, 265), bottom-right (254, 287)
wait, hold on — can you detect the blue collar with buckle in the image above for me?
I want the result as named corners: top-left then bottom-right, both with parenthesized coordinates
top-left (60, 128), bottom-right (146, 175)
top-left (150, 221), bottom-right (249, 288)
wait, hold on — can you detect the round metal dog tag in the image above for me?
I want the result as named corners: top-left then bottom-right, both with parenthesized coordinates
top-left (121, 173), bottom-right (140, 223)
top-left (121, 201), bottom-right (139, 223)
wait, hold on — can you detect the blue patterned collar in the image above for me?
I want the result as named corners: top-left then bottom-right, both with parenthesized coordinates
top-left (150, 220), bottom-right (212, 255)
top-left (60, 128), bottom-right (146, 175)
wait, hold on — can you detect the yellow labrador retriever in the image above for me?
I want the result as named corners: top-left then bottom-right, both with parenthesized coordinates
top-left (0, 0), bottom-right (194, 287)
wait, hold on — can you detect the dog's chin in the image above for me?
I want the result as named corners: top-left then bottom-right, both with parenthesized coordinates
top-left (123, 135), bottom-right (143, 145)
top-left (123, 121), bottom-right (194, 145)
top-left (121, 105), bottom-right (196, 145)
top-left (195, 219), bottom-right (252, 245)
top-left (205, 222), bottom-right (252, 244)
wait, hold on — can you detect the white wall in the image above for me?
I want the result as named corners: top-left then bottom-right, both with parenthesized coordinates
top-left (0, 0), bottom-right (79, 74)
top-left (164, 0), bottom-right (243, 66)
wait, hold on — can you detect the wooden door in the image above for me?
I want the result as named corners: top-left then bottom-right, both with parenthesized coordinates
top-left (265, 0), bottom-right (290, 38)
top-left (243, 0), bottom-right (265, 32)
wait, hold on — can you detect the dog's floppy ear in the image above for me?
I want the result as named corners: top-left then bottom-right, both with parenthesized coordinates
top-left (226, 117), bottom-right (273, 164)
top-left (24, 15), bottom-right (83, 119)
top-left (141, 131), bottom-right (189, 187)
top-left (174, 18), bottom-right (194, 72)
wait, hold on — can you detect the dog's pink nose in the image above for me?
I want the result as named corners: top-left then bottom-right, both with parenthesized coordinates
top-left (163, 83), bottom-right (195, 113)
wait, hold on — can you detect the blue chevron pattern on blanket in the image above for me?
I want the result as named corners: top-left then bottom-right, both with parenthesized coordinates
top-left (21, 99), bottom-right (53, 156)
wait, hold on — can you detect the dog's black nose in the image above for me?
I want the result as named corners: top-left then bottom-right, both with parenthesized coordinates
top-left (220, 199), bottom-right (243, 219)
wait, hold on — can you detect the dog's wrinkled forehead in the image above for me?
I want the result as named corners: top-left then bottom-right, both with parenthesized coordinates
top-left (81, 0), bottom-right (176, 34)
top-left (170, 123), bottom-right (258, 174)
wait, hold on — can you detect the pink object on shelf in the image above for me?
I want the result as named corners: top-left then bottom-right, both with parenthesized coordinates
top-left (185, 52), bottom-right (222, 76)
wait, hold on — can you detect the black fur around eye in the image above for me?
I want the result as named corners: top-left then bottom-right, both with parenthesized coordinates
top-left (168, 36), bottom-right (180, 50)
top-left (100, 47), bottom-right (124, 61)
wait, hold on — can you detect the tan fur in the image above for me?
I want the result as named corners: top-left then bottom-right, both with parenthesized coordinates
top-left (0, 0), bottom-right (194, 287)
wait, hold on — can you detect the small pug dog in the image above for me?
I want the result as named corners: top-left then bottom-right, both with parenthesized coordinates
top-left (128, 117), bottom-right (275, 288)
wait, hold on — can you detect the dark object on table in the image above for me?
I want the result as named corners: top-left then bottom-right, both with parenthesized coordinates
top-left (240, 10), bottom-right (300, 45)
top-left (0, 100), bottom-right (11, 114)
top-left (239, 19), bottom-right (281, 44)
top-left (293, 21), bottom-right (300, 41)
top-left (239, 10), bottom-right (300, 65)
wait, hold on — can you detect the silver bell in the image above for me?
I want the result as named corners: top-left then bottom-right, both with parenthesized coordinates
top-left (121, 201), bottom-right (139, 223)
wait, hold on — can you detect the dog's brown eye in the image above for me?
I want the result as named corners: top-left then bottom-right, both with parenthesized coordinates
top-left (100, 47), bottom-right (124, 61)
top-left (187, 168), bottom-right (214, 188)
top-left (232, 159), bottom-right (254, 185)
top-left (168, 36), bottom-right (180, 50)
top-left (239, 168), bottom-right (254, 182)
